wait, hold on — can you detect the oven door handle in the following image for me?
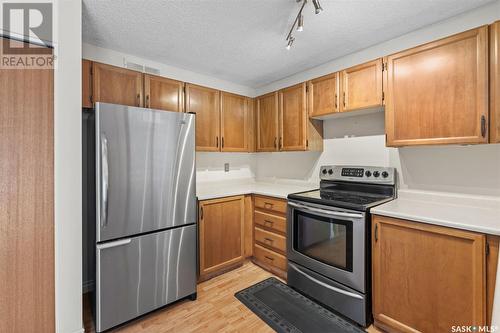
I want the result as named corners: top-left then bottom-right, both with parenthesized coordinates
top-left (288, 201), bottom-right (363, 219)
top-left (288, 263), bottom-right (363, 300)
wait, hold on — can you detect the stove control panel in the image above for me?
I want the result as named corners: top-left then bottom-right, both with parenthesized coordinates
top-left (320, 165), bottom-right (396, 184)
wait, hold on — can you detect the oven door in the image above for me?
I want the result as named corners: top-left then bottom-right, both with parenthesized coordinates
top-left (287, 200), bottom-right (366, 293)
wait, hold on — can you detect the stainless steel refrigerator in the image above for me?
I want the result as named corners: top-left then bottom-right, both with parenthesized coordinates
top-left (93, 103), bottom-right (197, 332)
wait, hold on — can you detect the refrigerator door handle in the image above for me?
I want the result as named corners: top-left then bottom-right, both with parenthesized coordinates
top-left (101, 135), bottom-right (109, 227)
top-left (97, 238), bottom-right (131, 250)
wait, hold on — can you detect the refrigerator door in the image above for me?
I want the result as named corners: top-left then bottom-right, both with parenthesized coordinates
top-left (96, 103), bottom-right (196, 242)
top-left (95, 224), bottom-right (197, 332)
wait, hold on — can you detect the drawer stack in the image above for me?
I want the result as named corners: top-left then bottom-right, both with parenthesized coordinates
top-left (252, 195), bottom-right (288, 279)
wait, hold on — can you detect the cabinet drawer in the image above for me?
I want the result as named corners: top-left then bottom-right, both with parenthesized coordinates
top-left (254, 244), bottom-right (287, 271)
top-left (254, 210), bottom-right (286, 234)
top-left (254, 196), bottom-right (287, 214)
top-left (255, 227), bottom-right (286, 252)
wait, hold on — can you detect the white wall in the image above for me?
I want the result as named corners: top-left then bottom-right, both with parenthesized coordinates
top-left (83, 43), bottom-right (256, 97)
top-left (256, 0), bottom-right (500, 95)
top-left (196, 152), bottom-right (256, 183)
top-left (55, 0), bottom-right (83, 332)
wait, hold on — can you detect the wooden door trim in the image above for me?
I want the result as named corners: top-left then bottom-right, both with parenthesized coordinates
top-left (143, 73), bottom-right (184, 111)
top-left (220, 91), bottom-right (249, 152)
top-left (279, 82), bottom-right (307, 151)
top-left (256, 91), bottom-right (279, 152)
top-left (340, 58), bottom-right (383, 112)
top-left (93, 62), bottom-right (143, 107)
top-left (385, 26), bottom-right (489, 147)
top-left (185, 83), bottom-right (220, 152)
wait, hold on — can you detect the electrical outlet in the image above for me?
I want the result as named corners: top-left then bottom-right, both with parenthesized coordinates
top-left (224, 163), bottom-right (229, 172)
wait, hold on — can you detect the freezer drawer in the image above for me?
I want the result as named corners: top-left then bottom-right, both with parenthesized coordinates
top-left (96, 225), bottom-right (196, 332)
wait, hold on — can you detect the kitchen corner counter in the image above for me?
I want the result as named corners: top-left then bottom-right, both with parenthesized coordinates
top-left (371, 190), bottom-right (500, 235)
top-left (196, 179), bottom-right (317, 201)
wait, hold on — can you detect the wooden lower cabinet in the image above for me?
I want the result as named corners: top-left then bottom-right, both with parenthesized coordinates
top-left (252, 195), bottom-right (288, 279)
top-left (199, 196), bottom-right (245, 280)
top-left (372, 215), bottom-right (489, 333)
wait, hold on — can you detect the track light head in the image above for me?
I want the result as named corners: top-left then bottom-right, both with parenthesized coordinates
top-left (286, 36), bottom-right (295, 50)
top-left (312, 0), bottom-right (323, 14)
top-left (297, 14), bottom-right (304, 32)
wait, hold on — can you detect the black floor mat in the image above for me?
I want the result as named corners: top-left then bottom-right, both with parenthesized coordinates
top-left (235, 277), bottom-right (366, 333)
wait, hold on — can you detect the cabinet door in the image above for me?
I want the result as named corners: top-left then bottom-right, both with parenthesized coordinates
top-left (199, 196), bottom-right (244, 277)
top-left (372, 215), bottom-right (486, 333)
top-left (185, 84), bottom-right (220, 151)
top-left (490, 21), bottom-right (500, 143)
top-left (279, 83), bottom-right (307, 151)
top-left (82, 59), bottom-right (93, 108)
top-left (143, 74), bottom-right (184, 112)
top-left (308, 73), bottom-right (339, 117)
top-left (340, 58), bottom-right (383, 112)
top-left (256, 92), bottom-right (279, 152)
top-left (220, 92), bottom-right (248, 152)
top-left (386, 26), bottom-right (489, 146)
top-left (93, 62), bottom-right (143, 107)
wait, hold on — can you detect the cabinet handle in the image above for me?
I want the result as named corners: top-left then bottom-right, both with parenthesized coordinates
top-left (481, 115), bottom-right (486, 138)
top-left (274, 137), bottom-right (277, 149)
top-left (265, 256), bottom-right (275, 261)
top-left (279, 137), bottom-right (282, 150)
top-left (334, 93), bottom-right (337, 109)
top-left (216, 136), bottom-right (219, 148)
top-left (137, 93), bottom-right (141, 107)
top-left (264, 202), bottom-right (274, 209)
top-left (200, 206), bottom-right (203, 220)
top-left (264, 220), bottom-right (273, 227)
top-left (264, 237), bottom-right (274, 243)
top-left (343, 92), bottom-right (346, 108)
top-left (374, 223), bottom-right (378, 242)
top-left (146, 95), bottom-right (150, 108)
top-left (221, 137), bottom-right (224, 148)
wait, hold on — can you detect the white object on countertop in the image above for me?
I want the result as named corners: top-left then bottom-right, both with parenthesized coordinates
top-left (196, 178), bottom-right (317, 201)
top-left (371, 189), bottom-right (500, 235)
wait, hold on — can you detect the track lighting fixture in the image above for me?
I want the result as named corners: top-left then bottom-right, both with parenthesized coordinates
top-left (312, 0), bottom-right (323, 14)
top-left (285, 0), bottom-right (324, 49)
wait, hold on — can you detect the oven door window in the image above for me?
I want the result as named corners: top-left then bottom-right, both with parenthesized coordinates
top-left (293, 210), bottom-right (353, 272)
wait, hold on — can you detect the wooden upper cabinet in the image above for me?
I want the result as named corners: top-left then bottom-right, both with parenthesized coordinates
top-left (256, 92), bottom-right (279, 152)
top-left (279, 83), bottom-right (307, 151)
top-left (490, 21), bottom-right (500, 143)
top-left (372, 215), bottom-right (486, 332)
top-left (386, 26), bottom-right (489, 146)
top-left (82, 59), bottom-right (93, 108)
top-left (93, 62), bottom-right (143, 107)
top-left (143, 74), bottom-right (184, 112)
top-left (185, 84), bottom-right (220, 151)
top-left (308, 73), bottom-right (339, 117)
top-left (220, 92), bottom-right (248, 152)
top-left (199, 196), bottom-right (244, 278)
top-left (340, 58), bottom-right (383, 112)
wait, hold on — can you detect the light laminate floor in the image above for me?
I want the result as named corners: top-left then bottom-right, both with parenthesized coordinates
top-left (84, 261), bottom-right (382, 333)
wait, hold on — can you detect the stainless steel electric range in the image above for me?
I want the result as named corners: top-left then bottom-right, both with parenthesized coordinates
top-left (287, 165), bottom-right (396, 327)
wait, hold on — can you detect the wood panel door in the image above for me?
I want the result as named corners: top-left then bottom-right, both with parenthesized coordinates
top-left (372, 215), bottom-right (486, 333)
top-left (279, 83), bottom-right (307, 151)
top-left (490, 21), bottom-right (500, 143)
top-left (1, 38), bottom-right (54, 332)
top-left (143, 74), bottom-right (184, 112)
top-left (199, 196), bottom-right (245, 277)
top-left (82, 59), bottom-right (93, 108)
top-left (93, 62), bottom-right (143, 107)
top-left (386, 27), bottom-right (489, 146)
top-left (340, 58), bottom-right (383, 112)
top-left (220, 92), bottom-right (248, 152)
top-left (308, 72), bottom-right (339, 117)
top-left (185, 84), bottom-right (220, 151)
top-left (256, 92), bottom-right (279, 152)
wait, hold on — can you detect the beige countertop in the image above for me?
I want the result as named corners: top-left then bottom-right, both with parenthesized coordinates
top-left (371, 189), bottom-right (500, 235)
top-left (196, 178), bottom-right (317, 201)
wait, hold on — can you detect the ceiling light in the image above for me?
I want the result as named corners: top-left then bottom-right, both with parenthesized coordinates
top-left (312, 0), bottom-right (323, 14)
top-left (286, 37), bottom-right (295, 50)
top-left (297, 15), bottom-right (304, 32)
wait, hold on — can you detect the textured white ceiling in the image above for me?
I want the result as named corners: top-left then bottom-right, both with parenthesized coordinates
top-left (83, 0), bottom-right (494, 88)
